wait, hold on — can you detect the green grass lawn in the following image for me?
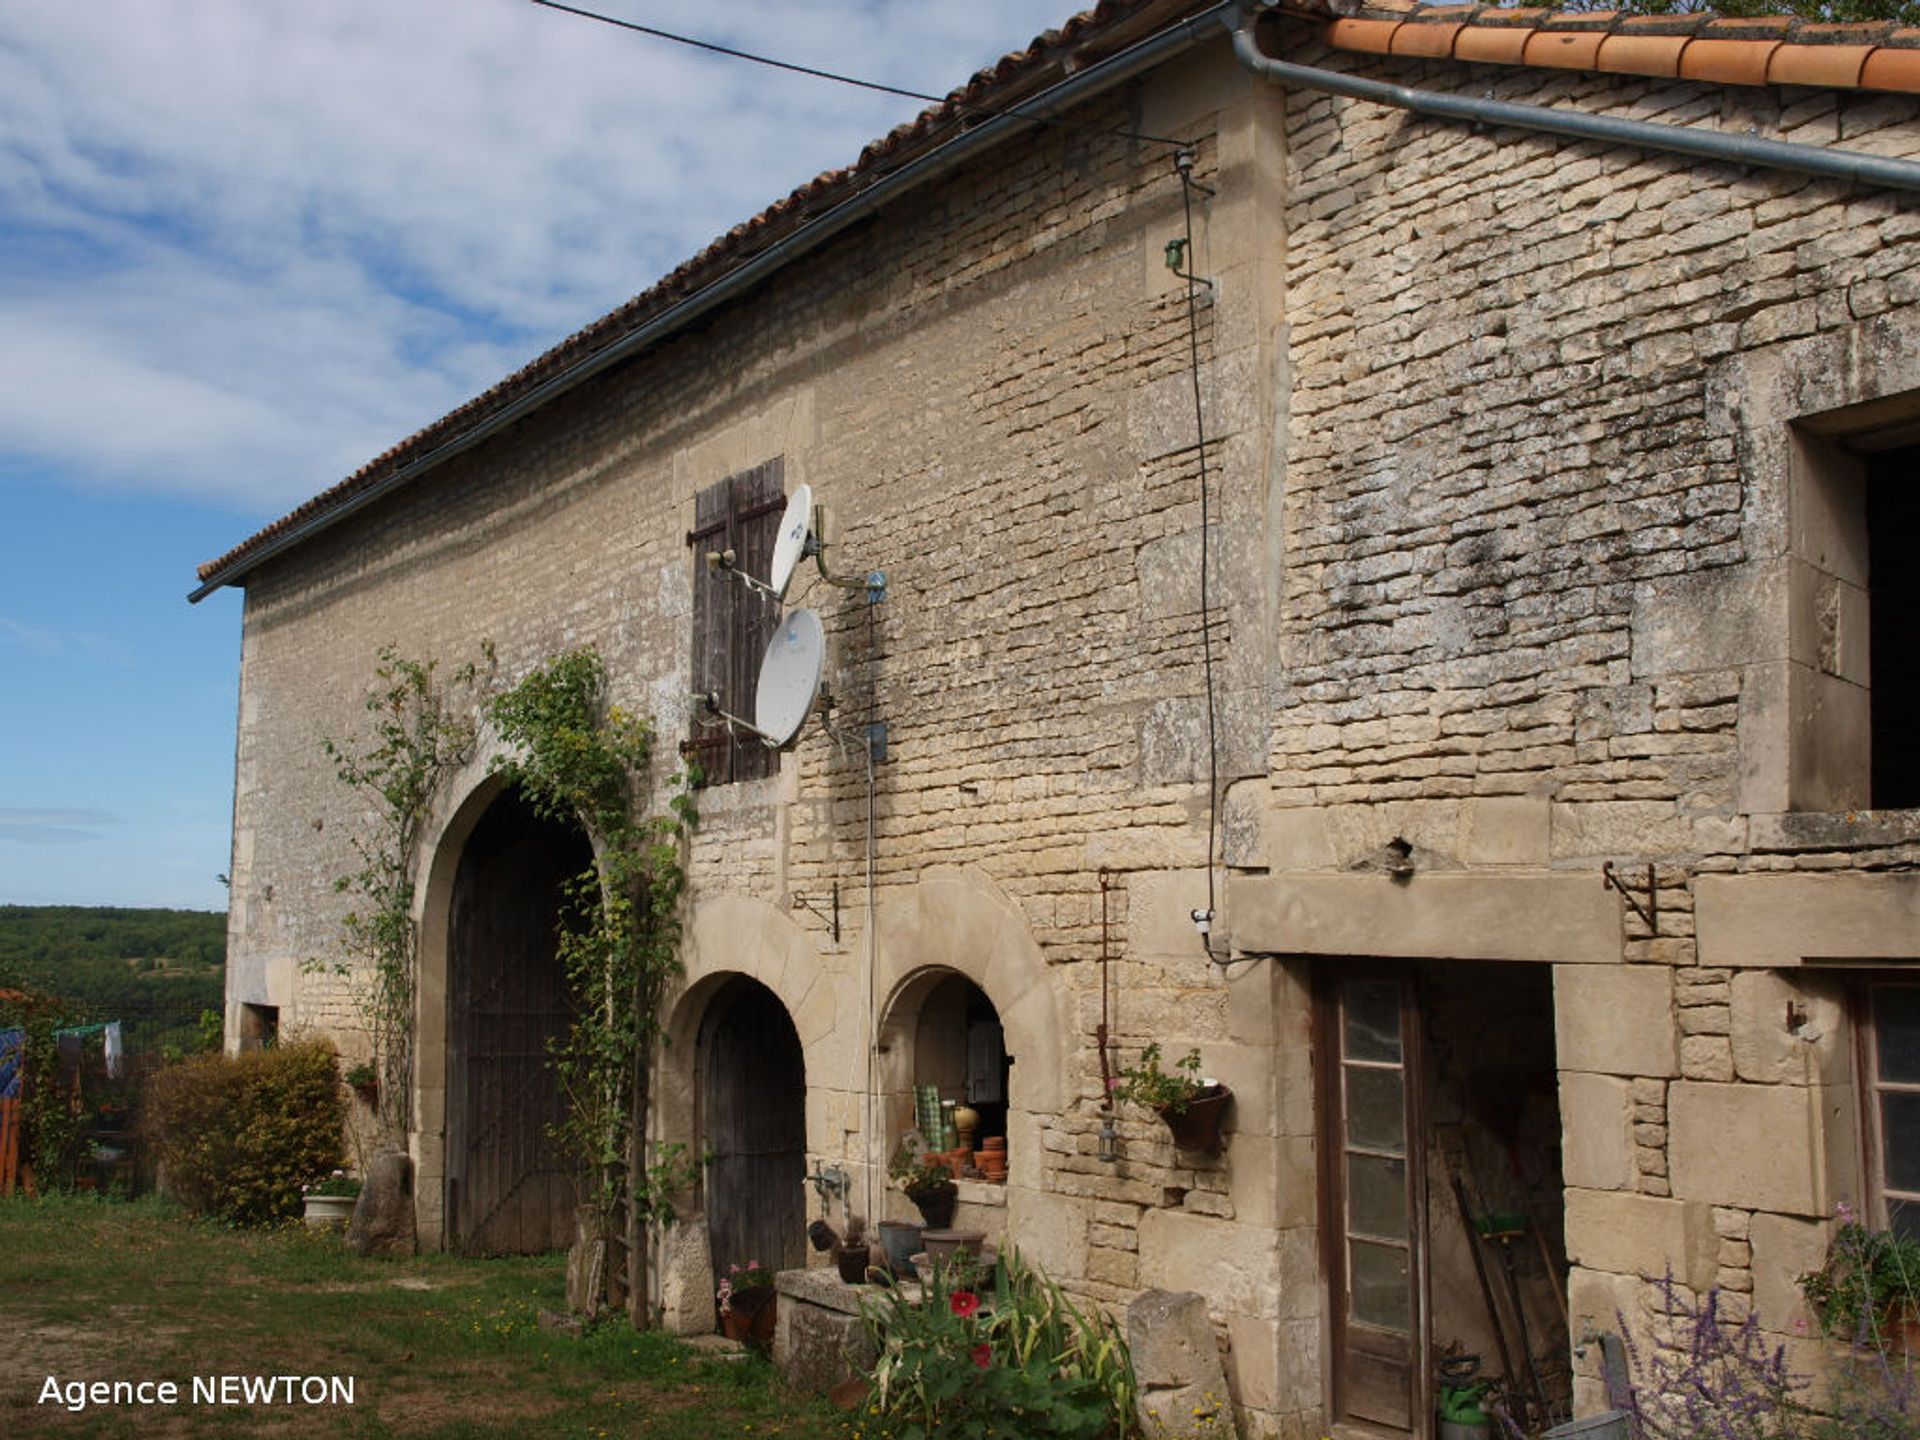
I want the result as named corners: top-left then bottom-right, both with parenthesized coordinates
top-left (0, 1195), bottom-right (854, 1440)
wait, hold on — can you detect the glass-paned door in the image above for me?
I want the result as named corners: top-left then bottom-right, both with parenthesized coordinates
top-left (1322, 966), bottom-right (1423, 1433)
top-left (1867, 984), bottom-right (1920, 1238)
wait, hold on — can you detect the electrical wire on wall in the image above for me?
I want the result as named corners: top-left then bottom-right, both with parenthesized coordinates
top-left (530, 0), bottom-right (1201, 153)
top-left (1170, 146), bottom-right (1231, 966)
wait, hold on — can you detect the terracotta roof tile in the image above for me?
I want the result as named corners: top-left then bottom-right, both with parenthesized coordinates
top-left (1391, 20), bottom-right (1465, 58)
top-left (1768, 41), bottom-right (1872, 86)
top-left (1455, 23), bottom-right (1532, 64)
top-left (1862, 45), bottom-right (1920, 91)
top-left (1538, 10), bottom-right (1620, 32)
top-left (1701, 15), bottom-right (1795, 38)
top-left (1322, 4), bottom-right (1920, 96)
top-left (1595, 33), bottom-right (1685, 80)
top-left (1614, 14), bottom-right (1709, 37)
top-left (1680, 37), bottom-right (1782, 85)
top-left (1328, 16), bottom-right (1401, 53)
top-left (1525, 28), bottom-right (1606, 69)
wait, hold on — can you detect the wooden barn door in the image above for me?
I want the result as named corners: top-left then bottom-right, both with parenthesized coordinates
top-left (447, 788), bottom-right (588, 1255)
top-left (702, 979), bottom-right (806, 1297)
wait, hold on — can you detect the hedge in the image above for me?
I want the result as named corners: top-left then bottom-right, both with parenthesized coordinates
top-left (145, 1039), bottom-right (344, 1225)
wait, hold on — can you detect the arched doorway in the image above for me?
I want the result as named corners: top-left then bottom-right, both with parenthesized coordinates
top-left (700, 977), bottom-right (806, 1293)
top-left (446, 786), bottom-right (589, 1255)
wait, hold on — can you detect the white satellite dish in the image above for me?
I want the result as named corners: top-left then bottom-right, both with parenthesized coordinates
top-left (754, 608), bottom-right (825, 748)
top-left (768, 483), bottom-right (813, 600)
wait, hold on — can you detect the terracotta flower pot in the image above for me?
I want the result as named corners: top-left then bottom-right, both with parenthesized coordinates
top-left (1156, 1084), bottom-right (1232, 1153)
top-left (723, 1286), bottom-right (776, 1347)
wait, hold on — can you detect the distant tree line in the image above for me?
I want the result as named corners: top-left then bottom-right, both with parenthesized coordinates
top-left (0, 906), bottom-right (225, 1056)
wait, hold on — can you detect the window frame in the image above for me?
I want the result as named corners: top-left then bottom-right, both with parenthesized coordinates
top-left (1855, 977), bottom-right (1920, 1238)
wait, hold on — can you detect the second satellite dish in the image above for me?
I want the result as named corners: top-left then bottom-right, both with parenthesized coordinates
top-left (768, 483), bottom-right (813, 600)
top-left (754, 608), bottom-right (825, 748)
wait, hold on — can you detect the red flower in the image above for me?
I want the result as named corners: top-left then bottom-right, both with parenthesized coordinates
top-left (950, 1290), bottom-right (980, 1319)
top-left (971, 1342), bottom-right (992, 1369)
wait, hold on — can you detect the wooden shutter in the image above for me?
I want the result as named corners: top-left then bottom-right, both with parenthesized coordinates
top-left (687, 458), bottom-right (786, 785)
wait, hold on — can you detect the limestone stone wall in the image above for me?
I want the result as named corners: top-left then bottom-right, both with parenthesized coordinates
top-left (1242, 21), bottom-right (1920, 1421)
top-left (220, 17), bottom-right (1920, 1433)
top-left (223, 37), bottom-right (1314, 1434)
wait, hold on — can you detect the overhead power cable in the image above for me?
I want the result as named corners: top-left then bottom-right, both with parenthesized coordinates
top-left (529, 0), bottom-right (1194, 149)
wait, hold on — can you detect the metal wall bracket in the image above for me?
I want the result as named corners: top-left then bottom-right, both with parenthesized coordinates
top-left (1602, 861), bottom-right (1658, 935)
top-left (793, 882), bottom-right (840, 944)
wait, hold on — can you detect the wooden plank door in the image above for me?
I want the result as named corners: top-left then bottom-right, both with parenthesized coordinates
top-left (1321, 965), bottom-right (1426, 1434)
top-left (703, 979), bottom-right (807, 1296)
top-left (447, 789), bottom-right (584, 1255)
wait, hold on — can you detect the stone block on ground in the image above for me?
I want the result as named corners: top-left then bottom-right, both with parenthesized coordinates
top-left (345, 1149), bottom-right (417, 1258)
top-left (774, 1269), bottom-right (877, 1394)
top-left (659, 1216), bottom-right (715, 1336)
top-left (1128, 1288), bottom-right (1239, 1439)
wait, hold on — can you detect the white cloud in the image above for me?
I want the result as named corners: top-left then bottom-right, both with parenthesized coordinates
top-left (0, 807), bottom-right (118, 844)
top-left (0, 0), bottom-right (1077, 511)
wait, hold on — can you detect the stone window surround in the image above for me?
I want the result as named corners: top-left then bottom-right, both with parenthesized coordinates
top-left (1718, 316), bottom-right (1920, 825)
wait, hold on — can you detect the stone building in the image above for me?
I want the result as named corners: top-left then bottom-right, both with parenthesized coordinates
top-left (194, 1), bottom-right (1920, 1434)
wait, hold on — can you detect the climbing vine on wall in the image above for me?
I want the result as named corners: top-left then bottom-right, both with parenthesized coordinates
top-left (322, 643), bottom-right (491, 1141)
top-left (486, 647), bottom-right (696, 1321)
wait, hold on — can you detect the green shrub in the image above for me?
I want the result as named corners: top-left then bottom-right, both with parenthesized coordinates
top-left (145, 1039), bottom-right (344, 1225)
top-left (862, 1248), bottom-right (1139, 1439)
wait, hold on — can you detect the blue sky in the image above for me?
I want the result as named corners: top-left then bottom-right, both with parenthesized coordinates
top-left (0, 0), bottom-right (1078, 911)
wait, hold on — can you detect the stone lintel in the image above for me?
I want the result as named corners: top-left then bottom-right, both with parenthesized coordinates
top-left (1696, 872), bottom-right (1920, 966)
top-left (1227, 871), bottom-right (1619, 964)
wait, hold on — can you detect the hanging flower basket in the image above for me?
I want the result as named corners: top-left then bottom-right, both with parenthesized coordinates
top-left (1155, 1084), bottom-right (1232, 1153)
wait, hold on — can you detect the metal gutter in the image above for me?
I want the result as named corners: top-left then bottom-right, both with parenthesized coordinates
top-left (1230, 7), bottom-right (1920, 197)
top-left (189, 2), bottom-right (1237, 602)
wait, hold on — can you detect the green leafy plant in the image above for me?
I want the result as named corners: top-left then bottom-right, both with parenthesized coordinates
top-left (143, 1039), bottom-right (345, 1225)
top-left (715, 1260), bottom-right (773, 1314)
top-left (303, 1169), bottom-right (361, 1199)
top-left (862, 1248), bottom-right (1139, 1440)
top-left (487, 647), bottom-right (695, 1321)
top-left (890, 1138), bottom-right (957, 1200)
top-left (1108, 1042), bottom-right (1205, 1116)
top-left (0, 983), bottom-right (90, 1191)
top-left (321, 643), bottom-right (491, 1142)
top-left (1801, 1203), bottom-right (1920, 1345)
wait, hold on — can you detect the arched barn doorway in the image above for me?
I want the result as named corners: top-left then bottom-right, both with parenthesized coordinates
top-left (446, 787), bottom-right (589, 1255)
top-left (700, 977), bottom-right (806, 1293)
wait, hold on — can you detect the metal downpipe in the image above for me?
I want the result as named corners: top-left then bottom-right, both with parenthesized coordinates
top-left (1229, 8), bottom-right (1920, 196)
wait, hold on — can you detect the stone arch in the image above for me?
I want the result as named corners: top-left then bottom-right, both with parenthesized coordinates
top-left (873, 867), bottom-right (1066, 1191)
top-left (654, 896), bottom-right (841, 1334)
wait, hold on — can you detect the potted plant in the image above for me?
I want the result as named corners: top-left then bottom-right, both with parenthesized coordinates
top-left (301, 1170), bottom-right (361, 1228)
top-left (1110, 1043), bottom-right (1232, 1153)
top-left (891, 1139), bottom-right (958, 1229)
top-left (1800, 1202), bottom-right (1920, 1349)
top-left (343, 1061), bottom-right (379, 1107)
top-left (717, 1260), bottom-right (776, 1346)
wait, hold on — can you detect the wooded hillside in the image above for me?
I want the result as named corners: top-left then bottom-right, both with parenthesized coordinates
top-left (0, 906), bottom-right (225, 1053)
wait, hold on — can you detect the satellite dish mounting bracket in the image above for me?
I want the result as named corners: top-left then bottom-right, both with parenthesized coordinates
top-left (806, 508), bottom-right (886, 603)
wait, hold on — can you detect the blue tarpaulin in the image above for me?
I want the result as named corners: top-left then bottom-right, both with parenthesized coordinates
top-left (0, 1028), bottom-right (22, 1100)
